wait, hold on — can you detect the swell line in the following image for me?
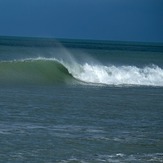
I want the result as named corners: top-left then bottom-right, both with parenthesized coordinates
top-left (0, 58), bottom-right (75, 85)
top-left (0, 57), bottom-right (163, 86)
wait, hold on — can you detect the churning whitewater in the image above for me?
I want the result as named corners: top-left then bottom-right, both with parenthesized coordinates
top-left (1, 57), bottom-right (163, 86)
top-left (1, 37), bottom-right (163, 162)
top-left (73, 63), bottom-right (163, 86)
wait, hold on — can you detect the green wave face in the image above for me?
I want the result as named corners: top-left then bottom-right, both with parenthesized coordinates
top-left (0, 59), bottom-right (75, 85)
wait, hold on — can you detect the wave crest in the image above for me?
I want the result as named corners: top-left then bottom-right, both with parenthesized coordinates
top-left (0, 58), bottom-right (74, 85)
top-left (0, 57), bottom-right (163, 86)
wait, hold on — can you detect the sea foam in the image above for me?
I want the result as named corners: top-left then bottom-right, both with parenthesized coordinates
top-left (67, 62), bottom-right (163, 86)
top-left (1, 57), bottom-right (163, 86)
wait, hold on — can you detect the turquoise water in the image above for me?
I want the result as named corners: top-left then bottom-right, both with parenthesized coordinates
top-left (0, 36), bottom-right (163, 162)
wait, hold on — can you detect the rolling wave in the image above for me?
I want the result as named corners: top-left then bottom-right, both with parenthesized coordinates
top-left (0, 57), bottom-right (163, 86)
top-left (0, 58), bottom-right (74, 85)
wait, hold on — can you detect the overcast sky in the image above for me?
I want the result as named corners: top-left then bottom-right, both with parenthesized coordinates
top-left (0, 0), bottom-right (163, 42)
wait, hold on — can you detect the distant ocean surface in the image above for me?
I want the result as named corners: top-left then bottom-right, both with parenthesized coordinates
top-left (0, 36), bottom-right (163, 162)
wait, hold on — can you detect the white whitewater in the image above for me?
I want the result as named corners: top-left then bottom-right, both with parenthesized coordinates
top-left (66, 62), bottom-right (163, 86)
top-left (10, 57), bottom-right (163, 86)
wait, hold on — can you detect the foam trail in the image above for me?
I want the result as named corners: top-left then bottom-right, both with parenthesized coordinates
top-left (69, 63), bottom-right (163, 86)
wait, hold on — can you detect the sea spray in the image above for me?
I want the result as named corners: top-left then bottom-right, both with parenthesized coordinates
top-left (1, 37), bottom-right (163, 162)
top-left (0, 57), bottom-right (163, 86)
top-left (72, 63), bottom-right (163, 86)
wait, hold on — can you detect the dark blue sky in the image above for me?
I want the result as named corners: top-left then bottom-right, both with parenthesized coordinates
top-left (0, 0), bottom-right (163, 42)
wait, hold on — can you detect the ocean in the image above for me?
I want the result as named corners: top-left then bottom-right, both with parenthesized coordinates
top-left (0, 36), bottom-right (163, 162)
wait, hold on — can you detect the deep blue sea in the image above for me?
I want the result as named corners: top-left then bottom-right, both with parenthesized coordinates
top-left (0, 36), bottom-right (163, 162)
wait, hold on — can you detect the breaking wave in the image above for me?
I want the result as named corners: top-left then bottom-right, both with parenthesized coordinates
top-left (0, 58), bottom-right (74, 85)
top-left (0, 57), bottom-right (163, 86)
top-left (74, 63), bottom-right (163, 86)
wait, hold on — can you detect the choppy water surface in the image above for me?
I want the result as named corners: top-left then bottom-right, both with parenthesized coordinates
top-left (0, 36), bottom-right (163, 162)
